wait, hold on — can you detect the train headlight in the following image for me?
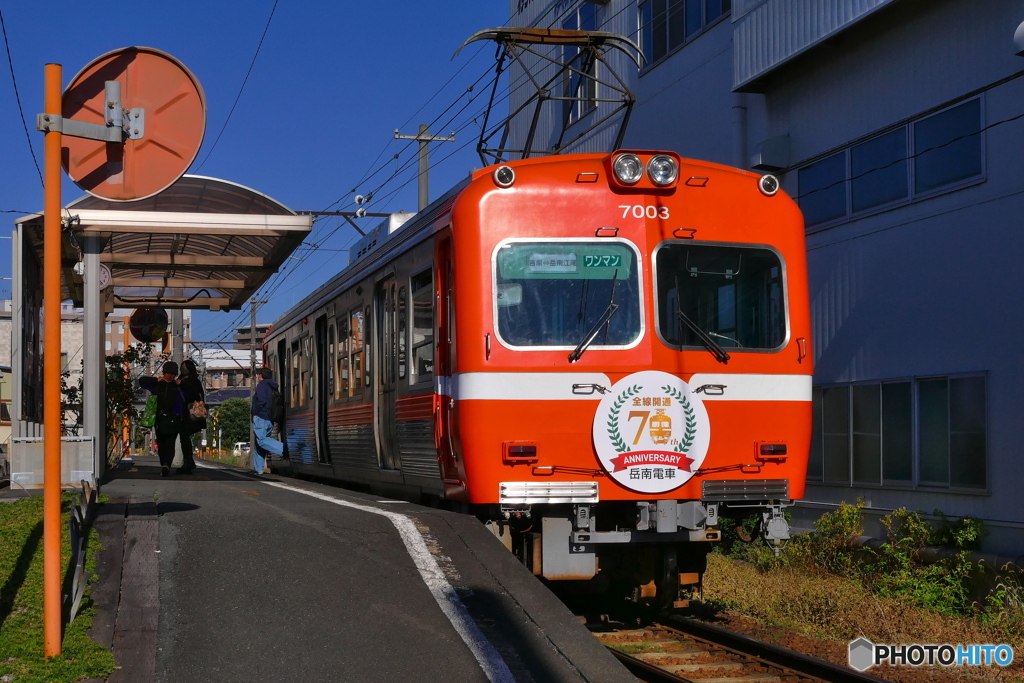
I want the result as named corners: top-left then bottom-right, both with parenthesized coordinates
top-left (647, 154), bottom-right (678, 186)
top-left (612, 153), bottom-right (644, 185)
top-left (494, 165), bottom-right (516, 187)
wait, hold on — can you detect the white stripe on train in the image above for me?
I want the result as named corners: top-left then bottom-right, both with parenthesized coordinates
top-left (437, 372), bottom-right (811, 402)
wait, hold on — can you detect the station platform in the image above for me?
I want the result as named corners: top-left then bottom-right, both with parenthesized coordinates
top-left (85, 457), bottom-right (635, 683)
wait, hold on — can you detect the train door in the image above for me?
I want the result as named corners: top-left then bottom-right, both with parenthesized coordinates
top-left (374, 275), bottom-right (400, 471)
top-left (314, 316), bottom-right (331, 464)
top-left (436, 236), bottom-right (462, 491)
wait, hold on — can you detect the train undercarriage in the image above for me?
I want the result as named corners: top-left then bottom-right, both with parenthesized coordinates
top-left (484, 498), bottom-right (792, 611)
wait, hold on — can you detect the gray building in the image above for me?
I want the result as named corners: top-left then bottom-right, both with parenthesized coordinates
top-left (507, 0), bottom-right (1024, 557)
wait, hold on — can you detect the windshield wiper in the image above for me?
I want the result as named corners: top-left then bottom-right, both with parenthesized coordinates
top-left (568, 273), bottom-right (619, 363)
top-left (676, 309), bottom-right (730, 364)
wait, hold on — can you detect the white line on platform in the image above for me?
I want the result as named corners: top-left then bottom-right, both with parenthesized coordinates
top-left (260, 479), bottom-right (515, 683)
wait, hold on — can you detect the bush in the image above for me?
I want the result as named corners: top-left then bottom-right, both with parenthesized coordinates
top-left (718, 501), bottom-right (1012, 620)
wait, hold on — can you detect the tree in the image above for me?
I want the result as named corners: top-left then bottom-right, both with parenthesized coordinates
top-left (216, 398), bottom-right (251, 447)
top-left (105, 344), bottom-right (167, 465)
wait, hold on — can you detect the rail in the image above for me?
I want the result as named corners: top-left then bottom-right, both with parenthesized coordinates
top-left (592, 618), bottom-right (894, 683)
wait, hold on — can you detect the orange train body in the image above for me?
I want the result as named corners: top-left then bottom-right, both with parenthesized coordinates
top-left (265, 150), bottom-right (811, 598)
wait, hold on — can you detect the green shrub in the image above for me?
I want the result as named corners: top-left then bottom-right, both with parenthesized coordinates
top-left (714, 502), bottom-right (1008, 619)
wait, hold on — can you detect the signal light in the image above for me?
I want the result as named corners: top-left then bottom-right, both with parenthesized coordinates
top-left (757, 442), bottom-right (788, 462)
top-left (503, 441), bottom-right (538, 464)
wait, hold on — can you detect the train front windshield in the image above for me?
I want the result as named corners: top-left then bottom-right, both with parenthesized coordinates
top-left (495, 241), bottom-right (641, 348)
top-left (655, 243), bottom-right (787, 351)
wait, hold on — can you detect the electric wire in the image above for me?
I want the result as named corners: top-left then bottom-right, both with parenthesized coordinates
top-left (0, 6), bottom-right (42, 187)
top-left (194, 0), bottom-right (280, 172)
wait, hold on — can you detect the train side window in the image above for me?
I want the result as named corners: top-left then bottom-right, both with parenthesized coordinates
top-left (304, 336), bottom-right (313, 403)
top-left (338, 316), bottom-right (349, 398)
top-left (283, 348), bottom-right (291, 407)
top-left (328, 324), bottom-right (336, 399)
top-left (398, 286), bottom-right (408, 380)
top-left (364, 305), bottom-right (372, 387)
top-left (410, 269), bottom-right (434, 382)
top-left (291, 342), bottom-right (299, 407)
top-left (349, 308), bottom-right (363, 396)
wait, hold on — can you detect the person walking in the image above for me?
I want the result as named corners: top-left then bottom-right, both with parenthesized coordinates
top-left (139, 361), bottom-right (202, 477)
top-left (175, 359), bottom-right (205, 474)
top-left (250, 367), bottom-right (286, 475)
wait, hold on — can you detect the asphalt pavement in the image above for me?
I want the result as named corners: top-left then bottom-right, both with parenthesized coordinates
top-left (85, 456), bottom-right (634, 683)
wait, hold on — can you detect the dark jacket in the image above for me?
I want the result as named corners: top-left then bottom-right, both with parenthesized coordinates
top-left (140, 375), bottom-right (201, 432)
top-left (179, 375), bottom-right (204, 404)
top-left (251, 378), bottom-right (280, 420)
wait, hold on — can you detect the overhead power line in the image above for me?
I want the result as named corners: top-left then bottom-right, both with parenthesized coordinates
top-left (0, 7), bottom-right (42, 186)
top-left (194, 0), bottom-right (280, 171)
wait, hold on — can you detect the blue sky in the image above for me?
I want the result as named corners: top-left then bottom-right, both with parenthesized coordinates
top-left (0, 1), bottom-right (510, 342)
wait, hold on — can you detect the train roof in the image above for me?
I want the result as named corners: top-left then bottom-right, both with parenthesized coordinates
top-left (267, 177), bottom-right (470, 338)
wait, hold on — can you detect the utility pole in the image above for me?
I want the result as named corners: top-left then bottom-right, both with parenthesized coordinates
top-left (248, 298), bottom-right (266, 466)
top-left (394, 125), bottom-right (455, 210)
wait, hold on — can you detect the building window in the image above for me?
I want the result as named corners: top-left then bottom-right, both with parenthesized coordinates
top-left (810, 374), bottom-right (986, 491)
top-left (562, 2), bottom-right (598, 124)
top-left (798, 98), bottom-right (983, 229)
top-left (851, 128), bottom-right (907, 213)
top-left (914, 99), bottom-right (983, 194)
top-left (105, 323), bottom-right (111, 334)
top-left (639, 0), bottom-right (731, 66)
top-left (105, 340), bottom-right (111, 351)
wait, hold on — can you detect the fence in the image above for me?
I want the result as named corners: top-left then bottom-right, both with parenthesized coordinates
top-left (9, 436), bottom-right (95, 488)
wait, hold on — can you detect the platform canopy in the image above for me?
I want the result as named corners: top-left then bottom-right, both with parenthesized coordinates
top-left (15, 175), bottom-right (312, 311)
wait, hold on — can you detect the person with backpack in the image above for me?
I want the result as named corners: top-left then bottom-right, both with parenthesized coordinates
top-left (139, 361), bottom-right (202, 477)
top-left (250, 367), bottom-right (287, 475)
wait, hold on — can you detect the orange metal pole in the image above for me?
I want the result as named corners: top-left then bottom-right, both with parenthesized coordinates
top-left (42, 62), bottom-right (63, 656)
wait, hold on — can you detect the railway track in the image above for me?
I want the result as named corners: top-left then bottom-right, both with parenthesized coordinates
top-left (592, 615), bottom-right (893, 683)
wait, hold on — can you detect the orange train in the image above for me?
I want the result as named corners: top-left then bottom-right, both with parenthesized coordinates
top-left (265, 150), bottom-right (812, 606)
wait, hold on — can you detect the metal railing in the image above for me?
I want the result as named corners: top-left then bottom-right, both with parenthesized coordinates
top-left (65, 479), bottom-right (97, 624)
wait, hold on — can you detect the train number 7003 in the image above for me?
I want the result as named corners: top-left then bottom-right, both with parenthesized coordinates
top-left (620, 205), bottom-right (670, 219)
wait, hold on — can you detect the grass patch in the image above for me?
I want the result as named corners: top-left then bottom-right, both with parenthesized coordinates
top-left (0, 494), bottom-right (116, 682)
top-left (705, 502), bottom-right (1024, 658)
top-left (606, 642), bottom-right (663, 654)
top-left (197, 452), bottom-right (250, 469)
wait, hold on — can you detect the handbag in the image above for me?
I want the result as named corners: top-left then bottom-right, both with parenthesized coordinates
top-left (189, 400), bottom-right (208, 420)
top-left (189, 400), bottom-right (208, 433)
top-left (140, 395), bottom-right (158, 428)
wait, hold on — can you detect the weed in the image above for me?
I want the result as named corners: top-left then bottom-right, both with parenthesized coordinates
top-left (709, 502), bottom-right (1024, 652)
